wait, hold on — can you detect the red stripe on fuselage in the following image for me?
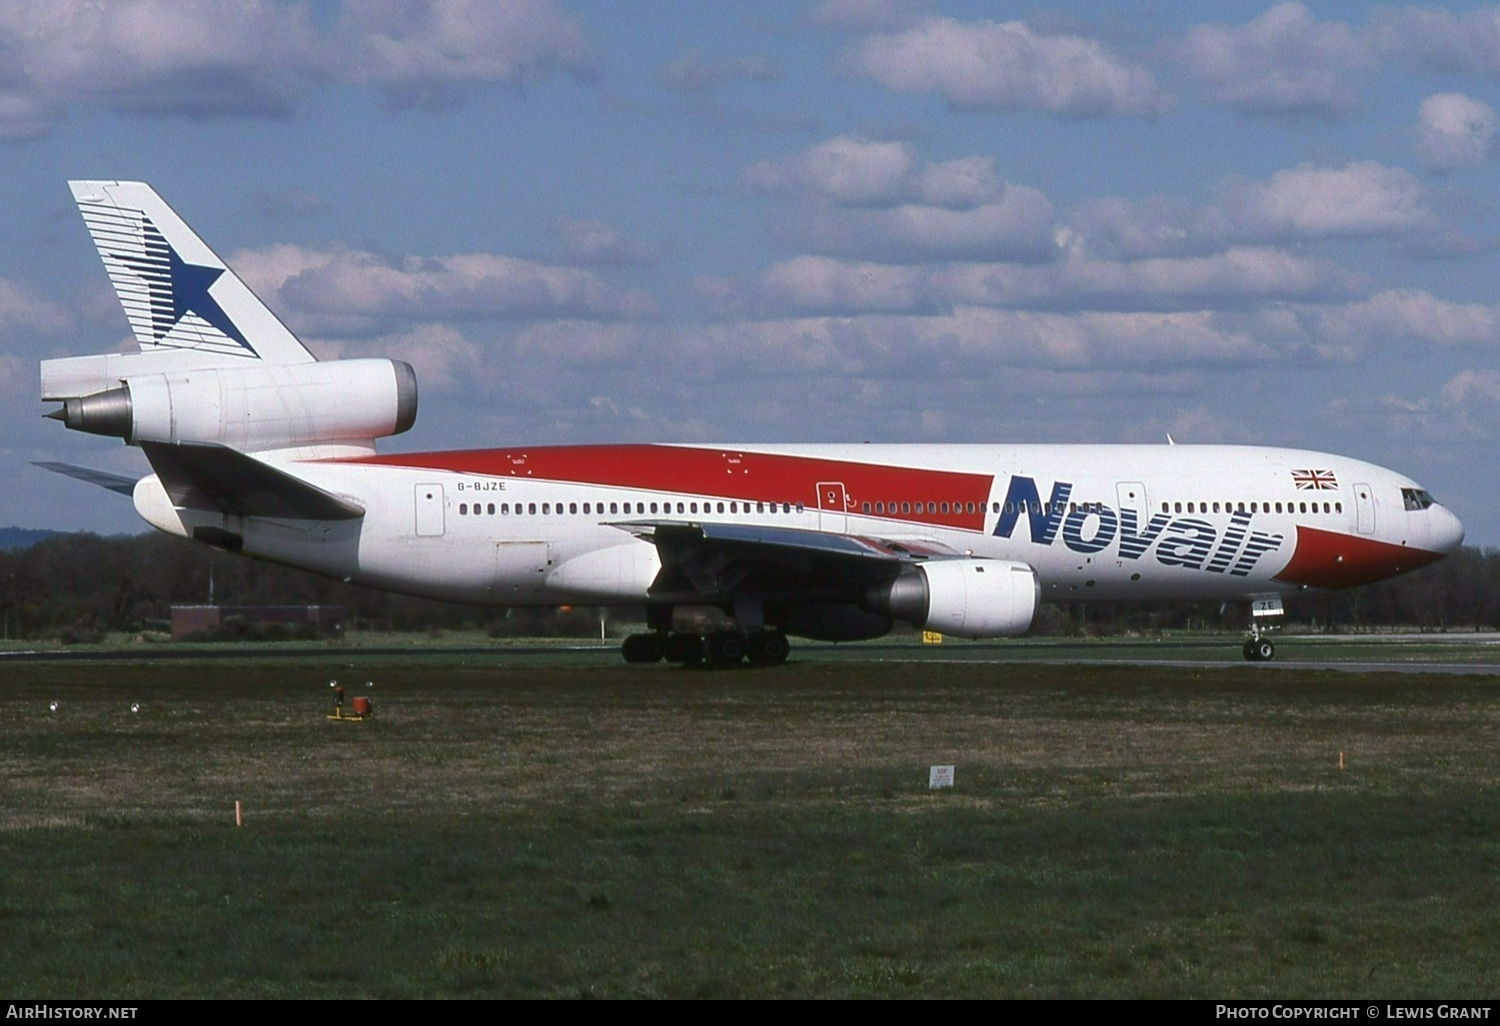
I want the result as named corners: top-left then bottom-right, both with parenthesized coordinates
top-left (335, 444), bottom-right (994, 530)
top-left (1273, 525), bottom-right (1445, 589)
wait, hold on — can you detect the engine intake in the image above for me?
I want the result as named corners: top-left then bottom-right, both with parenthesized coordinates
top-left (864, 558), bottom-right (1038, 638)
top-left (48, 359), bottom-right (417, 451)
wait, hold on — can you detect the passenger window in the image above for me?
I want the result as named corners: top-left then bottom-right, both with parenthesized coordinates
top-left (488, 503), bottom-right (495, 515)
top-left (1212, 502), bottom-right (1220, 514)
top-left (1275, 502), bottom-right (1282, 513)
top-left (1336, 502), bottom-right (1342, 513)
top-left (1174, 502), bottom-right (1182, 513)
top-left (1161, 503), bottom-right (1169, 513)
top-left (862, 502), bottom-right (871, 513)
top-left (717, 502), bottom-right (725, 513)
top-left (731, 502), bottom-right (738, 514)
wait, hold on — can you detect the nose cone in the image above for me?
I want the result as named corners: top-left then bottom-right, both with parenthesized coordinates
top-left (1432, 504), bottom-right (1465, 554)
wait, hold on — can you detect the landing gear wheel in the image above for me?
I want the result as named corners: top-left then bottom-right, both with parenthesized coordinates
top-left (664, 632), bottom-right (704, 665)
top-left (1242, 638), bottom-right (1276, 662)
top-left (706, 631), bottom-right (746, 668)
top-left (621, 632), bottom-right (664, 663)
top-left (747, 630), bottom-right (790, 665)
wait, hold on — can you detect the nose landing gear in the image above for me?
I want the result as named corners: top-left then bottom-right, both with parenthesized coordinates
top-left (1242, 634), bottom-right (1276, 661)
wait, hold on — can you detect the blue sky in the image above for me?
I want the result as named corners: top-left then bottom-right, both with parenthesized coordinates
top-left (6, 0), bottom-right (1500, 543)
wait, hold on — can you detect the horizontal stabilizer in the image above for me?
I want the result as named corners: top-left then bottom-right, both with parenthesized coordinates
top-left (32, 461), bottom-right (138, 496)
top-left (140, 441), bottom-right (364, 520)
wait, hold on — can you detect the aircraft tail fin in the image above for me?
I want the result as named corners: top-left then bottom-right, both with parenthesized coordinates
top-left (68, 180), bottom-right (314, 367)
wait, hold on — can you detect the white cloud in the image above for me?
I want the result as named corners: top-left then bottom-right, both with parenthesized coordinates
top-left (0, 0), bottom-right (593, 134)
top-left (656, 49), bottom-right (779, 92)
top-left (0, 279), bottom-right (74, 342)
top-left (1416, 92), bottom-right (1497, 172)
top-left (1220, 162), bottom-right (1434, 240)
top-left (756, 256), bottom-right (926, 313)
top-left (1179, 2), bottom-right (1374, 119)
top-left (336, 0), bottom-right (593, 109)
top-left (778, 194), bottom-right (1057, 263)
top-left (1309, 290), bottom-right (1500, 354)
top-left (743, 136), bottom-right (917, 204)
top-left (0, 0), bottom-right (321, 129)
top-left (1442, 368), bottom-right (1500, 406)
top-left (229, 243), bottom-right (657, 336)
top-left (1069, 161), bottom-right (1450, 258)
top-left (842, 17), bottom-right (1168, 118)
top-left (746, 137), bottom-right (1055, 262)
top-left (553, 218), bottom-right (651, 265)
top-left (725, 247), bottom-right (1360, 316)
top-left (1372, 5), bottom-right (1500, 77)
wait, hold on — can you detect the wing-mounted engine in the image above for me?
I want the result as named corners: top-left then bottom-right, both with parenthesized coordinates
top-left (864, 558), bottom-right (1039, 638)
top-left (43, 358), bottom-right (417, 453)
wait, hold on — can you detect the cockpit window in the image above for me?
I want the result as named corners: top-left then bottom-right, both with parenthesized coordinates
top-left (1402, 488), bottom-right (1436, 511)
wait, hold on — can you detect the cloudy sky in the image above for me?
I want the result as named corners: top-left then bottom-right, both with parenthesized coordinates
top-left (6, 0), bottom-right (1500, 543)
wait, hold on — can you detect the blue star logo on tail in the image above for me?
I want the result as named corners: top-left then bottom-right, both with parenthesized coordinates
top-left (116, 218), bottom-right (253, 354)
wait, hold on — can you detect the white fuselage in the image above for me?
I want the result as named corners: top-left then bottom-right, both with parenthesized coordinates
top-left (132, 442), bottom-right (1464, 608)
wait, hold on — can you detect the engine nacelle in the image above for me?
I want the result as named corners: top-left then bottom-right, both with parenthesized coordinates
top-left (48, 359), bottom-right (417, 451)
top-left (864, 559), bottom-right (1038, 638)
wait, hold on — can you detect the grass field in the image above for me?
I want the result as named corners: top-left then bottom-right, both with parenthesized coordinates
top-left (4, 652), bottom-right (1500, 997)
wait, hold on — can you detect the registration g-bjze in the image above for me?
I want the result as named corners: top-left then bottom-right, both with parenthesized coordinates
top-left (38, 182), bottom-right (1464, 666)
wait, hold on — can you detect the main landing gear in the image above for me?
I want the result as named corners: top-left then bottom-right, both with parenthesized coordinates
top-left (620, 628), bottom-right (791, 668)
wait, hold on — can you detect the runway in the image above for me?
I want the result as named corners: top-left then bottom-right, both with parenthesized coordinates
top-left (3, 634), bottom-right (1500, 675)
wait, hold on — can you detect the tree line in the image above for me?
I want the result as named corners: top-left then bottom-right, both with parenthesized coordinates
top-left (0, 530), bottom-right (1495, 641)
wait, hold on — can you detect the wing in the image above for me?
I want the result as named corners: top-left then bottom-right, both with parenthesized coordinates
top-left (140, 441), bottom-right (364, 521)
top-left (615, 520), bottom-right (962, 601)
top-left (32, 461), bottom-right (139, 496)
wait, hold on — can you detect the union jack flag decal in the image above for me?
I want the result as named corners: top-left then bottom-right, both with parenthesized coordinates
top-left (1291, 469), bottom-right (1338, 490)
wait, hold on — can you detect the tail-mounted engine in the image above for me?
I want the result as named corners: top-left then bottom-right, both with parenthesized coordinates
top-left (864, 558), bottom-right (1039, 638)
top-left (44, 358), bottom-right (417, 451)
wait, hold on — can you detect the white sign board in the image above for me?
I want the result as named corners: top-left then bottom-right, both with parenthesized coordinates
top-left (1251, 597), bottom-right (1285, 618)
top-left (929, 765), bottom-right (954, 789)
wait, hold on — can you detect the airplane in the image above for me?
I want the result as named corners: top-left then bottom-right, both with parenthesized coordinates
top-left (36, 181), bottom-right (1466, 666)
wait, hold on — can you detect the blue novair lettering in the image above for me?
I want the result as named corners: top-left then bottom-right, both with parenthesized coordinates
top-left (1062, 506), bottom-right (1117, 554)
top-left (1118, 509), bottom-right (1172, 561)
top-left (993, 476), bottom-right (1072, 545)
top-left (989, 476), bottom-right (1285, 577)
top-left (1157, 518), bottom-right (1216, 569)
top-left (1206, 510), bottom-right (1251, 574)
top-left (1231, 532), bottom-right (1283, 576)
